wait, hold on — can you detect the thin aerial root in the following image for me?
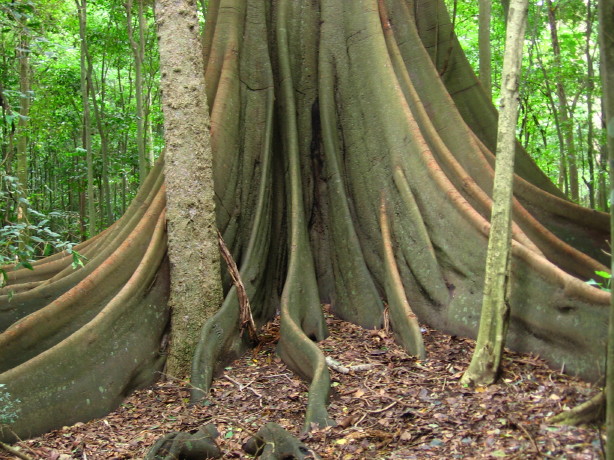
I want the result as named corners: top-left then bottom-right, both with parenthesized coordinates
top-left (218, 230), bottom-right (257, 341)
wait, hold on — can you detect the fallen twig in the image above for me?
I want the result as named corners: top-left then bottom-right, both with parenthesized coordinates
top-left (365, 401), bottom-right (398, 414)
top-left (325, 357), bottom-right (375, 374)
top-left (223, 375), bottom-right (262, 397)
top-left (0, 440), bottom-right (34, 460)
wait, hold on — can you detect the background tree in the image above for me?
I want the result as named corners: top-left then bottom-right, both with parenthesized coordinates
top-left (479, 0), bottom-right (492, 97)
top-left (126, 0), bottom-right (149, 183)
top-left (450, 0), bottom-right (605, 208)
top-left (0, 0), bottom-right (162, 249)
top-left (76, 0), bottom-right (96, 237)
top-left (16, 30), bottom-right (30, 232)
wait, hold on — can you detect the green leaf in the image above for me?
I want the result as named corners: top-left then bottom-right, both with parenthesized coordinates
top-left (17, 261), bottom-right (33, 270)
top-left (71, 251), bottom-right (86, 270)
top-left (595, 271), bottom-right (611, 279)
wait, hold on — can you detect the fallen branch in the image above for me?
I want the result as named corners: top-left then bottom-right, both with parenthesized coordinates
top-left (325, 357), bottom-right (375, 374)
top-left (0, 441), bottom-right (34, 460)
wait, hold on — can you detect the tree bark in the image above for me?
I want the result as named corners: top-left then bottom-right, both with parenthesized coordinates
top-left (599, 0), bottom-right (614, 456)
top-left (155, 0), bottom-right (223, 378)
top-left (461, 0), bottom-right (529, 387)
top-left (479, 0), bottom-right (492, 98)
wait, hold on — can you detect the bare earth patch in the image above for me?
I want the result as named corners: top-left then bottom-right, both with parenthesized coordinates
top-left (2, 307), bottom-right (602, 459)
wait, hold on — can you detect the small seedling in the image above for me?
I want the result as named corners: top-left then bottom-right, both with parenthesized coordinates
top-left (586, 270), bottom-right (611, 293)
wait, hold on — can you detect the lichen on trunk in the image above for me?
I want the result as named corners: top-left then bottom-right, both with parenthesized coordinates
top-left (156, 0), bottom-right (224, 378)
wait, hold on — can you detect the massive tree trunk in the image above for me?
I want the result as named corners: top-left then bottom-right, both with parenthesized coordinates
top-left (0, 0), bottom-right (610, 442)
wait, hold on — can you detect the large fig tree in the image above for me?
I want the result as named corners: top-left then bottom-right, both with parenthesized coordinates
top-left (0, 0), bottom-right (610, 442)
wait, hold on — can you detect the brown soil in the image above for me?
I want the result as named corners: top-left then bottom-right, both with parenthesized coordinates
top-left (2, 307), bottom-right (602, 459)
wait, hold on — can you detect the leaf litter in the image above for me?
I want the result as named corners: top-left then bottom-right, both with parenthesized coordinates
top-left (2, 306), bottom-right (602, 459)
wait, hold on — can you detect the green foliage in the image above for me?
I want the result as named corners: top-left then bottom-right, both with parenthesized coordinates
top-left (586, 270), bottom-right (612, 292)
top-left (445, 0), bottom-right (606, 209)
top-left (0, 172), bottom-right (85, 286)
top-left (0, 384), bottom-right (20, 426)
top-left (0, 0), bottom-right (162, 242)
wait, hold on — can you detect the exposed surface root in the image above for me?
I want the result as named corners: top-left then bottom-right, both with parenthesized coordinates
top-left (5, 310), bottom-right (602, 459)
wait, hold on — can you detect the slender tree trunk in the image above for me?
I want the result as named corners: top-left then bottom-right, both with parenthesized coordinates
top-left (547, 0), bottom-right (579, 201)
top-left (146, 91), bottom-right (155, 166)
top-left (533, 42), bottom-right (568, 194)
top-left (126, 0), bottom-right (149, 183)
top-left (586, 0), bottom-right (597, 209)
top-left (479, 0), bottom-right (492, 98)
top-left (76, 0), bottom-right (96, 237)
top-left (461, 0), bottom-right (529, 387)
top-left (86, 54), bottom-right (113, 227)
top-left (156, 0), bottom-right (224, 377)
top-left (16, 33), bottom-right (30, 230)
top-left (599, 0), bottom-right (614, 456)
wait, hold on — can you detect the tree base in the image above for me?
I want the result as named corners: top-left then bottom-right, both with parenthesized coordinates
top-left (243, 423), bottom-right (320, 459)
top-left (144, 424), bottom-right (222, 459)
top-left (547, 392), bottom-right (605, 426)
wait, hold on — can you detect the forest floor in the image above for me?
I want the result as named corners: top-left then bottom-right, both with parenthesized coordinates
top-left (2, 306), bottom-right (603, 459)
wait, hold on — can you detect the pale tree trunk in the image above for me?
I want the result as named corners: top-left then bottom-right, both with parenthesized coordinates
top-left (586, 0), bottom-right (596, 209)
top-left (16, 34), bottom-right (29, 229)
top-left (156, 0), bottom-right (223, 377)
top-left (547, 0), bottom-right (579, 201)
top-left (461, 0), bottom-right (529, 387)
top-left (126, 0), bottom-right (149, 183)
top-left (76, 0), bottom-right (96, 238)
top-left (479, 0), bottom-right (492, 98)
top-left (599, 0), bottom-right (614, 456)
